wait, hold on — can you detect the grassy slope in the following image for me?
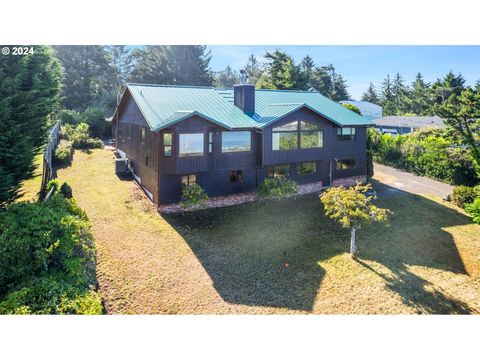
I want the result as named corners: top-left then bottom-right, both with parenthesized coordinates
top-left (57, 149), bottom-right (480, 314)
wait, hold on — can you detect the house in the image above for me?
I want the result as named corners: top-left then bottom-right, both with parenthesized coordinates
top-left (339, 100), bottom-right (383, 122)
top-left (110, 82), bottom-right (372, 205)
top-left (373, 115), bottom-right (445, 135)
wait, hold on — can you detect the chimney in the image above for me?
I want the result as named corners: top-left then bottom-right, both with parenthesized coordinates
top-left (234, 70), bottom-right (255, 114)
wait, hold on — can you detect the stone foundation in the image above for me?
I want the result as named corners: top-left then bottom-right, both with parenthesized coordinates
top-left (332, 175), bottom-right (367, 188)
top-left (159, 181), bottom-right (324, 213)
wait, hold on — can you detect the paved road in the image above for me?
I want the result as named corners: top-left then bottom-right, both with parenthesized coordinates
top-left (372, 162), bottom-right (453, 199)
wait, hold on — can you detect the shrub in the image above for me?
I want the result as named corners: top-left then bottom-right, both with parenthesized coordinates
top-left (180, 184), bottom-right (209, 210)
top-left (451, 185), bottom-right (478, 208)
top-left (60, 182), bottom-right (73, 199)
top-left (60, 123), bottom-right (76, 140)
top-left (257, 177), bottom-right (298, 199)
top-left (0, 194), bottom-right (102, 314)
top-left (465, 198), bottom-right (480, 224)
top-left (59, 109), bottom-right (81, 125)
top-left (46, 179), bottom-right (60, 193)
top-left (53, 140), bottom-right (73, 164)
top-left (80, 107), bottom-right (111, 139)
top-left (71, 123), bottom-right (104, 149)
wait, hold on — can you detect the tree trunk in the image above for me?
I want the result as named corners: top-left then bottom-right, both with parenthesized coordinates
top-left (350, 227), bottom-right (357, 259)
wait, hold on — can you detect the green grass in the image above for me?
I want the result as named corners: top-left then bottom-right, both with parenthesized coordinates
top-left (57, 148), bottom-right (480, 314)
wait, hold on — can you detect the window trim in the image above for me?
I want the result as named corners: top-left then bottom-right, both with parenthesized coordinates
top-left (208, 131), bottom-right (213, 154)
top-left (179, 132), bottom-right (205, 157)
top-left (221, 131), bottom-right (252, 153)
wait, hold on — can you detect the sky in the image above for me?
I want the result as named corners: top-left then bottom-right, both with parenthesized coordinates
top-left (206, 45), bottom-right (480, 100)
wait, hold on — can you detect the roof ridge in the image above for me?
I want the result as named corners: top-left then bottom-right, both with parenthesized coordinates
top-left (255, 88), bottom-right (318, 93)
top-left (127, 83), bottom-right (214, 90)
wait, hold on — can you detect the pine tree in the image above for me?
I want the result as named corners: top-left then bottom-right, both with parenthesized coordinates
top-left (129, 45), bottom-right (213, 87)
top-left (107, 45), bottom-right (133, 92)
top-left (409, 73), bottom-right (431, 115)
top-left (431, 70), bottom-right (466, 104)
top-left (330, 73), bottom-right (350, 101)
top-left (0, 46), bottom-right (63, 206)
top-left (361, 83), bottom-right (380, 104)
top-left (213, 66), bottom-right (238, 87)
top-left (380, 75), bottom-right (395, 115)
top-left (300, 55), bottom-right (315, 86)
top-left (244, 54), bottom-right (262, 86)
top-left (258, 50), bottom-right (302, 90)
top-left (54, 46), bottom-right (114, 112)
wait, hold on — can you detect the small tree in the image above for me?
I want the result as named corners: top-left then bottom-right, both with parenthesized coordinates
top-left (180, 184), bottom-right (208, 210)
top-left (320, 183), bottom-right (390, 259)
top-left (342, 102), bottom-right (362, 115)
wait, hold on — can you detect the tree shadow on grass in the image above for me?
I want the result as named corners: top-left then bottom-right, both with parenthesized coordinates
top-left (163, 182), bottom-right (475, 313)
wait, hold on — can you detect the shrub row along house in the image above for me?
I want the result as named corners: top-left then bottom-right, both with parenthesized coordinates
top-left (110, 81), bottom-right (372, 205)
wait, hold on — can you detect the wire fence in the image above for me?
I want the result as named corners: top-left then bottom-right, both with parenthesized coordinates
top-left (40, 121), bottom-right (60, 200)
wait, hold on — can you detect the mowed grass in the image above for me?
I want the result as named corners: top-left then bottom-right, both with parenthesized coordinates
top-left (57, 148), bottom-right (480, 314)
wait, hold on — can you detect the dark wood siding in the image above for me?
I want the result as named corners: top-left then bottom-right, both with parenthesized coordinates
top-left (116, 92), bottom-right (160, 204)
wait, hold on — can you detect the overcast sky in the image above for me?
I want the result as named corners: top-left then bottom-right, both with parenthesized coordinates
top-left (207, 45), bottom-right (480, 100)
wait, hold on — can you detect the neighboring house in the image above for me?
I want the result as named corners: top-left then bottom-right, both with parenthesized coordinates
top-left (111, 83), bottom-right (372, 205)
top-left (373, 115), bottom-right (445, 135)
top-left (340, 100), bottom-right (383, 122)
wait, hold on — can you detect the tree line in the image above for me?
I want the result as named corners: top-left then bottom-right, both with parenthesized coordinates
top-left (361, 71), bottom-right (476, 116)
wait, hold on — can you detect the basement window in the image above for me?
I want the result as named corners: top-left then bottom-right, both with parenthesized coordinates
top-left (230, 170), bottom-right (243, 183)
top-left (182, 174), bottom-right (196, 186)
top-left (267, 164), bottom-right (290, 178)
top-left (336, 159), bottom-right (356, 170)
top-left (298, 162), bottom-right (317, 175)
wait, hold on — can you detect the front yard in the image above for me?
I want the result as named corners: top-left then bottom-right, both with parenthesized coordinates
top-left (57, 148), bottom-right (480, 314)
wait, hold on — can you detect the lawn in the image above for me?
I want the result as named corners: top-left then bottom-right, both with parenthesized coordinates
top-left (57, 148), bottom-right (480, 314)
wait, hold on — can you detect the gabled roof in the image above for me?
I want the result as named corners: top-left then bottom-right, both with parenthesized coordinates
top-left (216, 89), bottom-right (371, 127)
top-left (124, 84), bottom-right (258, 131)
top-left (114, 84), bottom-right (371, 132)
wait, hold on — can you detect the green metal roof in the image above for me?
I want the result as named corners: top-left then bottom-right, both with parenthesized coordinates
top-left (121, 84), bottom-right (371, 132)
top-left (126, 84), bottom-right (258, 131)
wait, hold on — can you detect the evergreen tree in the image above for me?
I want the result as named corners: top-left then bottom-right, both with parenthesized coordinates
top-left (380, 75), bottom-right (395, 115)
top-left (391, 72), bottom-right (409, 114)
top-left (106, 45), bottom-right (133, 92)
top-left (0, 46), bottom-right (63, 206)
top-left (258, 50), bottom-right (302, 90)
top-left (409, 73), bottom-right (431, 115)
top-left (213, 66), bottom-right (238, 88)
top-left (129, 45), bottom-right (213, 86)
top-left (244, 54), bottom-right (262, 86)
top-left (309, 65), bottom-right (334, 95)
top-left (300, 55), bottom-right (315, 86)
top-left (330, 73), bottom-right (350, 101)
top-left (431, 70), bottom-right (466, 104)
top-left (54, 46), bottom-right (114, 112)
top-left (361, 82), bottom-right (380, 104)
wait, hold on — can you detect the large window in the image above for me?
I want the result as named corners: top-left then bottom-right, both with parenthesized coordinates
top-left (267, 164), bottom-right (290, 178)
top-left (222, 131), bottom-right (251, 152)
top-left (272, 121), bottom-right (298, 150)
top-left (179, 133), bottom-right (204, 157)
top-left (298, 162), bottom-right (317, 175)
top-left (336, 159), bottom-right (356, 170)
top-left (337, 127), bottom-right (356, 141)
top-left (163, 133), bottom-right (172, 157)
top-left (300, 121), bottom-right (323, 148)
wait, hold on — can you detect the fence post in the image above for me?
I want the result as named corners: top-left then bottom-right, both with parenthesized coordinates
top-left (39, 121), bottom-right (61, 200)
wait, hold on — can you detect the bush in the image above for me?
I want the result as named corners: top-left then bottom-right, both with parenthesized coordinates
top-left (180, 184), bottom-right (209, 210)
top-left (59, 109), bottom-right (81, 126)
top-left (70, 123), bottom-right (104, 149)
top-left (257, 177), bottom-right (298, 199)
top-left (0, 194), bottom-right (102, 314)
top-left (465, 198), bottom-right (480, 224)
top-left (60, 182), bottom-right (73, 199)
top-left (80, 107), bottom-right (111, 139)
top-left (451, 185), bottom-right (479, 208)
top-left (46, 179), bottom-right (60, 193)
top-left (53, 140), bottom-right (73, 164)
